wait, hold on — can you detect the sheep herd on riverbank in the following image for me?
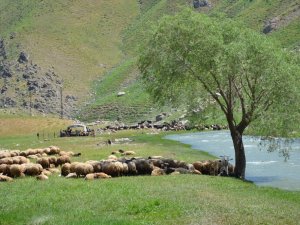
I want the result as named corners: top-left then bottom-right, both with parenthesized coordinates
top-left (0, 146), bottom-right (234, 182)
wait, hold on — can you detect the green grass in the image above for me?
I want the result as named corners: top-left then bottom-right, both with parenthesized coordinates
top-left (1, 175), bottom-right (300, 225)
top-left (1, 116), bottom-right (300, 224)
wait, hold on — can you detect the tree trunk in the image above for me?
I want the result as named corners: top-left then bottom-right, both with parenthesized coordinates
top-left (230, 128), bottom-right (246, 179)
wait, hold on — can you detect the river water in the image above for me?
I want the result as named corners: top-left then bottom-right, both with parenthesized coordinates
top-left (165, 131), bottom-right (300, 191)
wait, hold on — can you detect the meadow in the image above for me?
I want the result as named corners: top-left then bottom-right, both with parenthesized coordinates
top-left (0, 115), bottom-right (300, 225)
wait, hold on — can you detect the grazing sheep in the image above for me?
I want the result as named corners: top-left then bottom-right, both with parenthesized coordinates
top-left (85, 173), bottom-right (95, 180)
top-left (61, 163), bottom-right (71, 176)
top-left (74, 163), bottom-right (94, 177)
top-left (151, 167), bottom-right (165, 176)
top-left (48, 156), bottom-right (57, 167)
top-left (108, 155), bottom-right (118, 160)
top-left (0, 157), bottom-right (13, 165)
top-left (121, 151), bottom-right (136, 156)
top-left (0, 151), bottom-right (11, 159)
top-left (161, 158), bottom-right (179, 168)
top-left (37, 158), bottom-right (50, 169)
top-left (0, 164), bottom-right (8, 175)
top-left (134, 159), bottom-right (154, 175)
top-left (65, 172), bottom-right (77, 179)
top-left (94, 172), bottom-right (111, 179)
top-left (36, 174), bottom-right (48, 180)
top-left (42, 170), bottom-right (52, 176)
top-left (101, 161), bottom-right (124, 177)
top-left (126, 161), bottom-right (137, 175)
top-left (9, 164), bottom-right (25, 178)
top-left (48, 168), bottom-right (60, 174)
top-left (70, 162), bottom-right (80, 173)
top-left (56, 155), bottom-right (71, 166)
top-left (193, 160), bottom-right (213, 175)
top-left (86, 161), bottom-right (101, 173)
top-left (0, 174), bottom-right (13, 182)
top-left (49, 146), bottom-right (60, 155)
top-left (24, 163), bottom-right (43, 176)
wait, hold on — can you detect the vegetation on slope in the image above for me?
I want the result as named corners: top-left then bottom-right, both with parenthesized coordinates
top-left (0, 0), bottom-right (139, 101)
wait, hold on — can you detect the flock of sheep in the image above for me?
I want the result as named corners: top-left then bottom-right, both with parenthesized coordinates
top-left (0, 146), bottom-right (235, 182)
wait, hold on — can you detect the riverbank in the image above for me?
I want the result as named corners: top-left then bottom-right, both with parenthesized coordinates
top-left (1, 127), bottom-right (300, 224)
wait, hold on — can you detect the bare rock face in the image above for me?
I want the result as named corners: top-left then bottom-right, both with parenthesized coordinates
top-left (18, 51), bottom-right (29, 63)
top-left (0, 37), bottom-right (78, 117)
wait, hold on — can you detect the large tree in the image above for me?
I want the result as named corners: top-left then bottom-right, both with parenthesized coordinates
top-left (138, 9), bottom-right (299, 179)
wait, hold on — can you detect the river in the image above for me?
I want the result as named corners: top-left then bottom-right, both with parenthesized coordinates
top-left (165, 131), bottom-right (300, 191)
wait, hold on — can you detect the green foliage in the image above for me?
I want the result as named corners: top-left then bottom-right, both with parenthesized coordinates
top-left (139, 9), bottom-right (299, 136)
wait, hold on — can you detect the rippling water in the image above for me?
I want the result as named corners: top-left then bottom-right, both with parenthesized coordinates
top-left (165, 131), bottom-right (300, 191)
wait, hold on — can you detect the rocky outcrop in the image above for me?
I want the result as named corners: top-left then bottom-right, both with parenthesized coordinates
top-left (0, 37), bottom-right (78, 117)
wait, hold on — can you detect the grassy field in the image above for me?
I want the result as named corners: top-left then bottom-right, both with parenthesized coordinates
top-left (0, 116), bottom-right (300, 224)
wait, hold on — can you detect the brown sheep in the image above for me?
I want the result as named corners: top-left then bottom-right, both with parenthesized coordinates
top-left (36, 158), bottom-right (50, 169)
top-left (0, 164), bottom-right (8, 175)
top-left (86, 161), bottom-right (102, 173)
top-left (48, 156), bottom-right (57, 167)
top-left (9, 164), bottom-right (25, 178)
top-left (127, 161), bottom-right (137, 175)
top-left (100, 161), bottom-right (124, 177)
top-left (49, 146), bottom-right (60, 155)
top-left (151, 167), bottom-right (166, 176)
top-left (56, 155), bottom-right (71, 166)
top-left (94, 172), bottom-right (111, 179)
top-left (134, 159), bottom-right (154, 175)
top-left (84, 173), bottom-right (95, 180)
top-left (42, 170), bottom-right (52, 176)
top-left (121, 151), bottom-right (136, 156)
top-left (48, 168), bottom-right (60, 174)
top-left (70, 162), bottom-right (80, 173)
top-left (0, 151), bottom-right (11, 159)
top-left (61, 163), bottom-right (71, 176)
top-left (24, 163), bottom-right (43, 176)
top-left (74, 163), bottom-right (94, 177)
top-left (0, 157), bottom-right (13, 165)
top-left (36, 174), bottom-right (48, 180)
top-left (0, 174), bottom-right (13, 182)
top-left (65, 172), bottom-right (77, 179)
top-left (108, 155), bottom-right (118, 160)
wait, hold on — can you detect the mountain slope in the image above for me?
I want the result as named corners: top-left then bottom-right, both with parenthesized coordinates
top-left (0, 0), bottom-right (138, 102)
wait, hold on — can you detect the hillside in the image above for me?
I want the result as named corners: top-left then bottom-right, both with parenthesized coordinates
top-left (0, 0), bottom-right (138, 116)
top-left (1, 0), bottom-right (299, 121)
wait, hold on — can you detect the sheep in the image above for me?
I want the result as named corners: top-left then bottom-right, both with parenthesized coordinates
top-left (9, 164), bottom-right (25, 178)
top-left (48, 156), bottom-right (57, 167)
top-left (49, 146), bottom-right (60, 155)
top-left (36, 157), bottom-right (50, 169)
top-left (0, 151), bottom-right (11, 159)
top-left (121, 151), bottom-right (136, 156)
top-left (193, 160), bottom-right (214, 175)
top-left (42, 170), bottom-right (52, 176)
top-left (48, 168), bottom-right (60, 174)
top-left (56, 155), bottom-right (71, 166)
top-left (74, 163), bottom-right (94, 177)
top-left (94, 172), bottom-right (111, 179)
top-left (108, 155), bottom-right (118, 161)
top-left (24, 163), bottom-right (43, 176)
top-left (61, 163), bottom-right (71, 176)
top-left (100, 161), bottom-right (124, 177)
top-left (0, 157), bottom-right (13, 165)
top-left (0, 164), bottom-right (8, 175)
top-left (84, 173), bottom-right (95, 180)
top-left (126, 161), bottom-right (137, 175)
top-left (151, 167), bottom-right (165, 176)
top-left (0, 174), bottom-right (13, 182)
top-left (70, 162), bottom-right (80, 173)
top-left (134, 159), bottom-right (154, 175)
top-left (36, 174), bottom-right (48, 180)
top-left (86, 161), bottom-right (101, 173)
top-left (65, 172), bottom-right (77, 179)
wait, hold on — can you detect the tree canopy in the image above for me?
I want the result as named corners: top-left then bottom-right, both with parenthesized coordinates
top-left (138, 9), bottom-right (300, 179)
